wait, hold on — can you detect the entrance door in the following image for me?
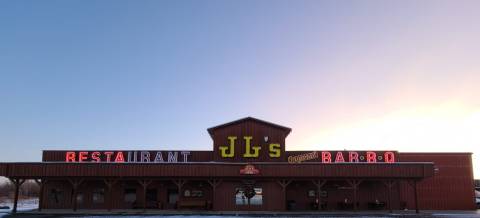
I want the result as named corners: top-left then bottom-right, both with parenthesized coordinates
top-left (167, 189), bottom-right (179, 208)
top-left (146, 188), bottom-right (158, 208)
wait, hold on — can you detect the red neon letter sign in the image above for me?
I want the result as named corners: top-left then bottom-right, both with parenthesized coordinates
top-left (66, 152), bottom-right (76, 162)
top-left (349, 151), bottom-right (359, 162)
top-left (91, 151), bottom-right (101, 162)
top-left (321, 151), bottom-right (332, 163)
top-left (335, 152), bottom-right (345, 162)
top-left (366, 151), bottom-right (377, 163)
top-left (78, 151), bottom-right (88, 162)
top-left (104, 152), bottom-right (114, 162)
top-left (115, 152), bottom-right (125, 162)
top-left (384, 151), bottom-right (395, 163)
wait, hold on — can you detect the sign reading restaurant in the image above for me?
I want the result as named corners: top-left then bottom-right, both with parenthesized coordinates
top-left (65, 151), bottom-right (191, 163)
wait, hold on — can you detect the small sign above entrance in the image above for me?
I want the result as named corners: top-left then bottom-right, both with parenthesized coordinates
top-left (240, 164), bottom-right (260, 175)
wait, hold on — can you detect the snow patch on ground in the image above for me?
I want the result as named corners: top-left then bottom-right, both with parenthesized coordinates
top-left (0, 197), bottom-right (38, 216)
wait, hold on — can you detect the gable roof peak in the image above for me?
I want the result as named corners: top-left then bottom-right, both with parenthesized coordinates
top-left (207, 117), bottom-right (292, 137)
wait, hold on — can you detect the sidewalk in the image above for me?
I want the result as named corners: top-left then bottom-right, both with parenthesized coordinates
top-left (2, 209), bottom-right (480, 217)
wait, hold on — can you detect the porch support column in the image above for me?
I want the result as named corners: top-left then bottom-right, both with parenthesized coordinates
top-left (137, 179), bottom-right (152, 210)
top-left (9, 178), bottom-right (25, 213)
top-left (398, 180), bottom-right (403, 210)
top-left (103, 178), bottom-right (119, 211)
top-left (414, 180), bottom-right (419, 214)
top-left (276, 179), bottom-right (292, 211)
top-left (34, 179), bottom-right (47, 211)
top-left (407, 179), bottom-right (420, 214)
top-left (68, 178), bottom-right (84, 212)
top-left (383, 180), bottom-right (395, 213)
top-left (207, 179), bottom-right (222, 210)
top-left (346, 179), bottom-right (362, 211)
top-left (311, 179), bottom-right (327, 211)
top-left (173, 179), bottom-right (187, 208)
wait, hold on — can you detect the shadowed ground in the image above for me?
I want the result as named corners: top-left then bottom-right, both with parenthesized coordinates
top-left (2, 210), bottom-right (480, 218)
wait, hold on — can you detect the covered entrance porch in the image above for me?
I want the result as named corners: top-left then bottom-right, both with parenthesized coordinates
top-left (0, 162), bottom-right (434, 213)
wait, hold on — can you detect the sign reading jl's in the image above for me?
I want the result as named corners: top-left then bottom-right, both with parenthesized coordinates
top-left (218, 136), bottom-right (281, 158)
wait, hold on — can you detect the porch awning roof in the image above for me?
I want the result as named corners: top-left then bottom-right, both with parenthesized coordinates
top-left (0, 162), bottom-right (434, 180)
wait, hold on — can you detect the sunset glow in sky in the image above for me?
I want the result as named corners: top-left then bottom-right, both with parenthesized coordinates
top-left (0, 0), bottom-right (479, 178)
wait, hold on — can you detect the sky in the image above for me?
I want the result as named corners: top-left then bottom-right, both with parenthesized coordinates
top-left (0, 0), bottom-right (479, 178)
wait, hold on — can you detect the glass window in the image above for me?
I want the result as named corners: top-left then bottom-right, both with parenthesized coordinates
top-left (76, 192), bottom-right (84, 204)
top-left (235, 188), bottom-right (247, 205)
top-left (48, 188), bottom-right (64, 204)
top-left (124, 188), bottom-right (136, 203)
top-left (308, 190), bottom-right (316, 197)
top-left (93, 188), bottom-right (105, 204)
top-left (146, 188), bottom-right (157, 202)
top-left (184, 189), bottom-right (191, 197)
top-left (250, 188), bottom-right (263, 205)
top-left (235, 187), bottom-right (262, 205)
top-left (168, 189), bottom-right (178, 204)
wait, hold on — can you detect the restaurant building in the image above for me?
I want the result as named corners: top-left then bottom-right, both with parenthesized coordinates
top-left (0, 117), bottom-right (476, 212)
